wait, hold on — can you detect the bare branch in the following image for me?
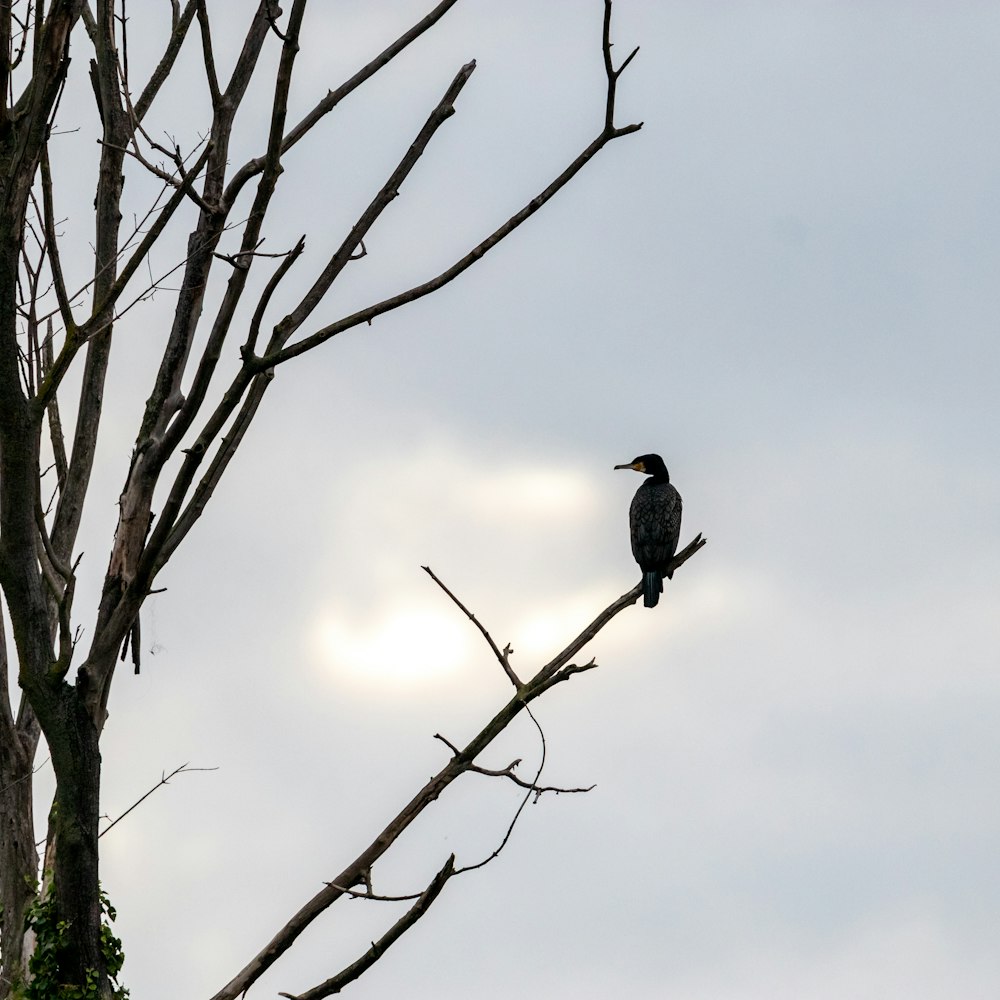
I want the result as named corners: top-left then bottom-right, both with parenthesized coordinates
top-left (454, 704), bottom-right (551, 877)
top-left (261, 59), bottom-right (477, 357)
top-left (422, 566), bottom-right (521, 687)
top-left (153, 367), bottom-right (271, 570)
top-left (242, 236), bottom-right (306, 358)
top-left (150, 0), bottom-right (304, 462)
top-left (208, 692), bottom-right (525, 998)
top-left (38, 148), bottom-right (75, 337)
top-left (100, 135), bottom-right (215, 212)
top-left (531, 657), bottom-right (601, 700)
top-left (223, 0), bottom-right (463, 207)
top-left (98, 762), bottom-right (218, 838)
top-left (321, 882), bottom-right (422, 905)
top-left (533, 533), bottom-right (706, 689)
top-left (280, 856), bottom-right (456, 1000)
top-left (602, 0), bottom-right (642, 133)
top-left (36, 0), bottom-right (131, 599)
top-left (133, 0), bottom-right (198, 121)
top-left (466, 760), bottom-right (594, 797)
top-left (213, 242), bottom-right (297, 270)
top-left (266, 85), bottom-right (641, 366)
top-left (194, 0), bottom-right (221, 109)
top-left (263, 0), bottom-right (288, 43)
top-left (207, 530), bottom-right (709, 1000)
top-left (134, 53), bottom-right (475, 592)
top-left (438, 724), bottom-right (593, 796)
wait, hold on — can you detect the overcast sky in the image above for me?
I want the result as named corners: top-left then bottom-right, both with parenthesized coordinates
top-left (27, 2), bottom-right (1000, 998)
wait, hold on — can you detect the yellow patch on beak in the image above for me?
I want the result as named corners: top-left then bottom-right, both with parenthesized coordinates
top-left (634, 461), bottom-right (645, 473)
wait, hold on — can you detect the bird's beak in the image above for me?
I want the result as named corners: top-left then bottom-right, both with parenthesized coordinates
top-left (614, 462), bottom-right (638, 471)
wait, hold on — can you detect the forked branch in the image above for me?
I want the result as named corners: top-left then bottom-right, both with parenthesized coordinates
top-left (210, 534), bottom-right (704, 1000)
top-left (98, 762), bottom-right (218, 838)
top-left (278, 856), bottom-right (456, 1000)
top-left (422, 566), bottom-right (521, 687)
top-left (264, 21), bottom-right (643, 367)
top-left (223, 0), bottom-right (464, 207)
top-left (603, 0), bottom-right (641, 133)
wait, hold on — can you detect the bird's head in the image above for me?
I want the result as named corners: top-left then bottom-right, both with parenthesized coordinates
top-left (614, 453), bottom-right (668, 478)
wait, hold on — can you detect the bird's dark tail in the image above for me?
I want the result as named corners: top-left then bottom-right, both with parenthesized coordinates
top-left (643, 570), bottom-right (663, 608)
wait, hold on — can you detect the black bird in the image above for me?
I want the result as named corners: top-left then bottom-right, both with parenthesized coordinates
top-left (614, 454), bottom-right (682, 608)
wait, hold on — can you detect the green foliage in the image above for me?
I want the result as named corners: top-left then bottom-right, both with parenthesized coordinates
top-left (22, 881), bottom-right (128, 1000)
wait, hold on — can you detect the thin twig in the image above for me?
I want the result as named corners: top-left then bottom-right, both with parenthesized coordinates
top-left (242, 236), bottom-right (306, 358)
top-left (453, 704), bottom-right (548, 876)
top-left (422, 566), bottom-right (521, 686)
top-left (281, 857), bottom-right (456, 1000)
top-left (98, 763), bottom-right (218, 837)
top-left (468, 760), bottom-right (594, 797)
top-left (434, 730), bottom-right (587, 795)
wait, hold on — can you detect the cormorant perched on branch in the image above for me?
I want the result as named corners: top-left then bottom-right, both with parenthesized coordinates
top-left (614, 453), bottom-right (682, 608)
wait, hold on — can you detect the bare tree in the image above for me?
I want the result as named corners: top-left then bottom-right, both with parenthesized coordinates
top-left (0, 2), bottom-right (703, 997)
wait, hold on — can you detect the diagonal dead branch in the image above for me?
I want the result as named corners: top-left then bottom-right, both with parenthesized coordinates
top-left (134, 0), bottom-right (199, 121)
top-left (202, 536), bottom-right (707, 1000)
top-left (152, 0), bottom-right (306, 463)
top-left (195, 0), bottom-right (222, 109)
top-left (38, 148), bottom-right (76, 338)
top-left (223, 0), bottom-right (463, 207)
top-left (260, 59), bottom-right (477, 357)
top-left (125, 55), bottom-right (477, 603)
top-left (41, 319), bottom-right (68, 491)
top-left (242, 236), bottom-right (306, 358)
top-left (422, 566), bottom-right (521, 686)
top-left (280, 856), bottom-right (456, 1000)
top-left (264, 0), bottom-right (641, 368)
top-left (533, 533), bottom-right (706, 689)
top-left (98, 762), bottom-right (219, 838)
top-left (264, 123), bottom-right (643, 368)
top-left (36, 140), bottom-right (214, 409)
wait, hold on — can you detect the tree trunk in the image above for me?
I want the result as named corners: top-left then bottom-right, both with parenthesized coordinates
top-left (46, 687), bottom-right (107, 997)
top-left (0, 726), bottom-right (38, 998)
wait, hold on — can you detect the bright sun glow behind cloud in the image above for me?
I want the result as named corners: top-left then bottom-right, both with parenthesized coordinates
top-left (300, 444), bottom-right (613, 693)
top-left (310, 603), bottom-right (475, 689)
